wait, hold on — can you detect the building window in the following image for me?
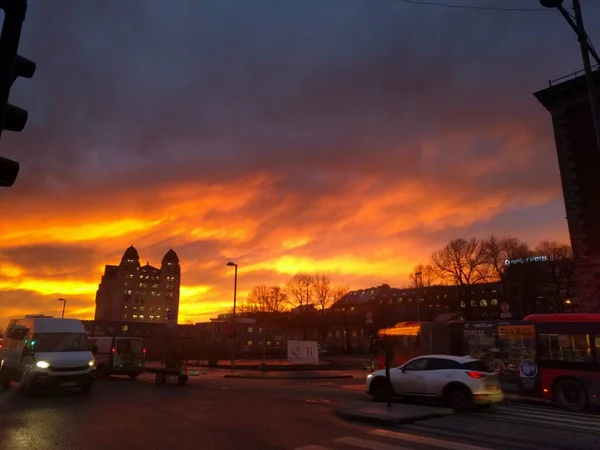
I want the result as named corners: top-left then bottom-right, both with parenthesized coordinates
top-left (122, 314), bottom-right (128, 319)
top-left (140, 283), bottom-right (147, 288)
top-left (258, 328), bottom-right (263, 334)
top-left (490, 299), bottom-right (499, 306)
top-left (247, 340), bottom-right (252, 345)
top-left (122, 325), bottom-right (128, 332)
top-left (480, 299), bottom-right (488, 307)
top-left (248, 327), bottom-right (253, 333)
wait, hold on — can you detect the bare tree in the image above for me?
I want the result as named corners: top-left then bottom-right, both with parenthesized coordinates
top-left (245, 285), bottom-right (288, 314)
top-left (481, 235), bottom-right (532, 282)
top-left (285, 273), bottom-right (315, 312)
top-left (430, 238), bottom-right (488, 285)
top-left (535, 240), bottom-right (574, 313)
top-left (409, 264), bottom-right (437, 288)
top-left (313, 274), bottom-right (334, 312)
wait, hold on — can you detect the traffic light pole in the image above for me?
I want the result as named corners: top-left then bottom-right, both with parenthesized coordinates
top-left (0, 0), bottom-right (27, 138)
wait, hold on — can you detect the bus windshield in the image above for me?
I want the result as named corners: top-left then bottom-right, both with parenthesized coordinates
top-left (32, 333), bottom-right (90, 353)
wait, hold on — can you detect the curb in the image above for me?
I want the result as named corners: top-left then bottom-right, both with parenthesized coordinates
top-left (223, 374), bottom-right (355, 380)
top-left (335, 407), bottom-right (454, 425)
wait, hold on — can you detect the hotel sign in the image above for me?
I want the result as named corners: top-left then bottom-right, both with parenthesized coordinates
top-left (504, 256), bottom-right (548, 266)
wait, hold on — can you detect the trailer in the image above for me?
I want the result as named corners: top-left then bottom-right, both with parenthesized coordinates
top-left (146, 363), bottom-right (199, 385)
top-left (146, 334), bottom-right (199, 386)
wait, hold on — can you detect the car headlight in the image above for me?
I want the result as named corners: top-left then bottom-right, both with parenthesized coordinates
top-left (367, 374), bottom-right (374, 379)
top-left (36, 361), bottom-right (50, 369)
top-left (88, 360), bottom-right (95, 367)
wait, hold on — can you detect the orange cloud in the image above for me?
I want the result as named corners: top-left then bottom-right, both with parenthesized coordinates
top-left (0, 133), bottom-right (569, 328)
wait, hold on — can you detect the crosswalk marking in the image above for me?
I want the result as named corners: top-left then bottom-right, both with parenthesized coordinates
top-left (472, 404), bottom-right (600, 434)
top-left (371, 429), bottom-right (493, 450)
top-left (334, 436), bottom-right (412, 450)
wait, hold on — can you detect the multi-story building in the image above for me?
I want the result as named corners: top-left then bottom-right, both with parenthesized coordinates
top-left (534, 70), bottom-right (600, 311)
top-left (94, 246), bottom-right (181, 324)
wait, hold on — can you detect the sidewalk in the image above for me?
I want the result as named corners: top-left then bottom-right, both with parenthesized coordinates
top-left (189, 359), bottom-right (369, 372)
top-left (223, 369), bottom-right (361, 380)
top-left (336, 402), bottom-right (454, 425)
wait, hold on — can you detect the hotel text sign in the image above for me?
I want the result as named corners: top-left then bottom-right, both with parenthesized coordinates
top-left (504, 256), bottom-right (548, 266)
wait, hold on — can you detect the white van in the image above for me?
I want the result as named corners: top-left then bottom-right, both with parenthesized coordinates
top-left (0, 316), bottom-right (96, 394)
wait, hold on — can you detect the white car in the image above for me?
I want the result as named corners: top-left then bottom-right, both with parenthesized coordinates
top-left (366, 354), bottom-right (504, 410)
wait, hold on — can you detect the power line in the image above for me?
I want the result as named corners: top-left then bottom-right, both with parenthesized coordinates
top-left (390, 0), bottom-right (552, 12)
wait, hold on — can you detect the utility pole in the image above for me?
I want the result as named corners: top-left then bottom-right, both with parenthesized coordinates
top-left (541, 0), bottom-right (600, 154)
top-left (226, 262), bottom-right (238, 370)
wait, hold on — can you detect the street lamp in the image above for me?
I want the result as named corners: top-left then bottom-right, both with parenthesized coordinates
top-left (226, 261), bottom-right (238, 369)
top-left (58, 298), bottom-right (66, 318)
top-left (540, 0), bottom-right (600, 154)
top-left (415, 271), bottom-right (422, 321)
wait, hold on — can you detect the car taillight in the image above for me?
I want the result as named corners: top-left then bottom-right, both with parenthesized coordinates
top-left (466, 371), bottom-right (486, 379)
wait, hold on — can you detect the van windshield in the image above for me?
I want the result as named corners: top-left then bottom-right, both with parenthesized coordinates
top-left (32, 333), bottom-right (90, 353)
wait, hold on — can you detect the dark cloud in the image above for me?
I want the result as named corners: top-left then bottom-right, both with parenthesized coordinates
top-left (0, 244), bottom-right (101, 277)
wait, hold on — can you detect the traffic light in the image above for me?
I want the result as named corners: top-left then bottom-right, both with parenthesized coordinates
top-left (0, 0), bottom-right (36, 187)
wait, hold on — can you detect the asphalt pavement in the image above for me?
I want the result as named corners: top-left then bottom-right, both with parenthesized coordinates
top-left (0, 373), bottom-right (598, 450)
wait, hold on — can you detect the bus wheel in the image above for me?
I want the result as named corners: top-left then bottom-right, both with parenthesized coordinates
top-left (555, 379), bottom-right (587, 411)
top-left (371, 377), bottom-right (392, 402)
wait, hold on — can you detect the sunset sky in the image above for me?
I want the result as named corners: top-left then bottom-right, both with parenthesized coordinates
top-left (1, 0), bottom-right (599, 328)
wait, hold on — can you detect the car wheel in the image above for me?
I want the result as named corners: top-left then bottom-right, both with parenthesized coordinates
top-left (19, 375), bottom-right (34, 396)
top-left (555, 379), bottom-right (587, 411)
top-left (155, 373), bottom-right (166, 385)
top-left (446, 387), bottom-right (472, 411)
top-left (0, 369), bottom-right (11, 390)
top-left (371, 377), bottom-right (392, 402)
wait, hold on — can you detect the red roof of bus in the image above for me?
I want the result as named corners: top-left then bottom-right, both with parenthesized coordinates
top-left (523, 313), bottom-right (600, 323)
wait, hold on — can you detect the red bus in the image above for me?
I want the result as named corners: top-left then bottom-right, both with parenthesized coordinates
top-left (377, 314), bottom-right (600, 411)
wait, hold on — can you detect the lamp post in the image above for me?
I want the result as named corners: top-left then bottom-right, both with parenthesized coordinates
top-left (415, 271), bottom-right (422, 321)
top-left (58, 298), bottom-right (66, 318)
top-left (226, 262), bottom-right (238, 369)
top-left (540, 0), bottom-right (600, 154)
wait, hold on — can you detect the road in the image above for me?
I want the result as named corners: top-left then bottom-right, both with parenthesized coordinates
top-left (0, 372), bottom-right (599, 450)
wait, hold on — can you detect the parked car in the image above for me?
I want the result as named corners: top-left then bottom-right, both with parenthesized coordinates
top-left (365, 354), bottom-right (504, 410)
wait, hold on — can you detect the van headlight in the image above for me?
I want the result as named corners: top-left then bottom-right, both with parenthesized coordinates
top-left (36, 361), bottom-right (50, 369)
top-left (88, 360), bottom-right (95, 367)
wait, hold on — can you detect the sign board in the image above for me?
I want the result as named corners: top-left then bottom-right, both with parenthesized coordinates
top-left (287, 340), bottom-right (319, 364)
top-left (500, 312), bottom-right (512, 319)
top-left (166, 311), bottom-right (177, 328)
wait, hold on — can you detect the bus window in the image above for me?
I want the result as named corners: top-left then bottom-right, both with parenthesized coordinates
top-left (539, 333), bottom-right (594, 362)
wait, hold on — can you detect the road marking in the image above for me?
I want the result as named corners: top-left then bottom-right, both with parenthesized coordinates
top-left (334, 436), bottom-right (412, 450)
top-left (370, 429), bottom-right (493, 450)
top-left (471, 404), bottom-right (600, 433)
top-left (295, 446), bottom-right (334, 450)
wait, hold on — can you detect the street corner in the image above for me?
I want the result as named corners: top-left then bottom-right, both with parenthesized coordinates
top-left (335, 401), bottom-right (454, 426)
